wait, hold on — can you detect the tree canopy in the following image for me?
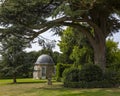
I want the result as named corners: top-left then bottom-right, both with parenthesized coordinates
top-left (0, 0), bottom-right (120, 70)
top-left (0, 0), bottom-right (119, 39)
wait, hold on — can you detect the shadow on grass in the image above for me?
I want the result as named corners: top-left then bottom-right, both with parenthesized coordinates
top-left (5, 81), bottom-right (47, 85)
top-left (16, 81), bottom-right (47, 84)
top-left (6, 80), bottom-right (58, 85)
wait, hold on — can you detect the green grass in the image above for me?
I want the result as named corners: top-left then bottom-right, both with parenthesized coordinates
top-left (0, 78), bottom-right (120, 96)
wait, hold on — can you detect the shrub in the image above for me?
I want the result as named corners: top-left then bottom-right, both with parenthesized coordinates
top-left (63, 67), bottom-right (80, 83)
top-left (63, 64), bottom-right (119, 88)
top-left (56, 63), bottom-right (71, 81)
top-left (64, 80), bottom-right (118, 88)
top-left (103, 70), bottom-right (120, 87)
top-left (64, 81), bottom-right (86, 88)
top-left (80, 64), bottom-right (103, 82)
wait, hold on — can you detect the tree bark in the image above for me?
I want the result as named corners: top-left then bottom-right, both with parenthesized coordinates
top-left (93, 41), bottom-right (106, 72)
top-left (62, 19), bottom-right (107, 71)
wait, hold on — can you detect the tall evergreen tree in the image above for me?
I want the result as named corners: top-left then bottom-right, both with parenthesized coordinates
top-left (0, 36), bottom-right (26, 83)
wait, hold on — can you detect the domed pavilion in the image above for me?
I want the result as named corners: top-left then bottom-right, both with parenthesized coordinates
top-left (33, 54), bottom-right (55, 80)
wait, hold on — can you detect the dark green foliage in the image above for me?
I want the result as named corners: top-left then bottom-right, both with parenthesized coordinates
top-left (0, 72), bottom-right (4, 79)
top-left (103, 70), bottom-right (120, 86)
top-left (63, 67), bottom-right (80, 83)
top-left (0, 36), bottom-right (27, 83)
top-left (64, 81), bottom-right (119, 88)
top-left (0, 51), bottom-right (38, 79)
top-left (56, 63), bottom-right (72, 81)
top-left (21, 51), bottom-right (39, 78)
top-left (80, 64), bottom-right (103, 82)
top-left (63, 64), bottom-right (119, 88)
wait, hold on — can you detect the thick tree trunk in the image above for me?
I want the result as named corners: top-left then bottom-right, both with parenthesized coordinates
top-left (93, 42), bottom-right (106, 72)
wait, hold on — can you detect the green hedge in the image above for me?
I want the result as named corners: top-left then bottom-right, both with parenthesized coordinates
top-left (63, 64), bottom-right (120, 88)
top-left (63, 67), bottom-right (80, 82)
top-left (80, 64), bottom-right (103, 82)
top-left (56, 63), bottom-right (72, 81)
top-left (64, 80), bottom-right (118, 88)
top-left (103, 70), bottom-right (120, 85)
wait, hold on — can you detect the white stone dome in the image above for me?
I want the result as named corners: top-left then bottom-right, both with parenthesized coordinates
top-left (35, 54), bottom-right (54, 65)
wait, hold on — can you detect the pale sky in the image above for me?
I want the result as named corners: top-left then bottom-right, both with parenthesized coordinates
top-left (25, 31), bottom-right (61, 52)
top-left (25, 31), bottom-right (120, 52)
top-left (112, 32), bottom-right (120, 48)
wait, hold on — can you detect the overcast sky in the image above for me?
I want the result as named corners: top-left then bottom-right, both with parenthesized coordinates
top-left (25, 31), bottom-right (61, 52)
top-left (25, 31), bottom-right (120, 52)
top-left (112, 32), bottom-right (120, 48)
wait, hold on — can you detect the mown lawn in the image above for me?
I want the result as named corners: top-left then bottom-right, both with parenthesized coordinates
top-left (0, 78), bottom-right (120, 96)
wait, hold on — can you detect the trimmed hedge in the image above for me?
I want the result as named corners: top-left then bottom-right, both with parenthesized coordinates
top-left (103, 70), bottom-right (120, 86)
top-left (64, 80), bottom-right (118, 88)
top-left (63, 64), bottom-right (120, 88)
top-left (56, 63), bottom-right (72, 81)
top-left (80, 64), bottom-right (103, 82)
top-left (63, 67), bottom-right (80, 82)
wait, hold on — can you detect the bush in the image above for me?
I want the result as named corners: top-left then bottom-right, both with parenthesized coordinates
top-left (80, 64), bottom-right (103, 82)
top-left (63, 67), bottom-right (80, 83)
top-left (103, 70), bottom-right (120, 87)
top-left (56, 63), bottom-right (71, 81)
top-left (117, 71), bottom-right (120, 85)
top-left (64, 80), bottom-right (117, 88)
top-left (63, 64), bottom-right (120, 88)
